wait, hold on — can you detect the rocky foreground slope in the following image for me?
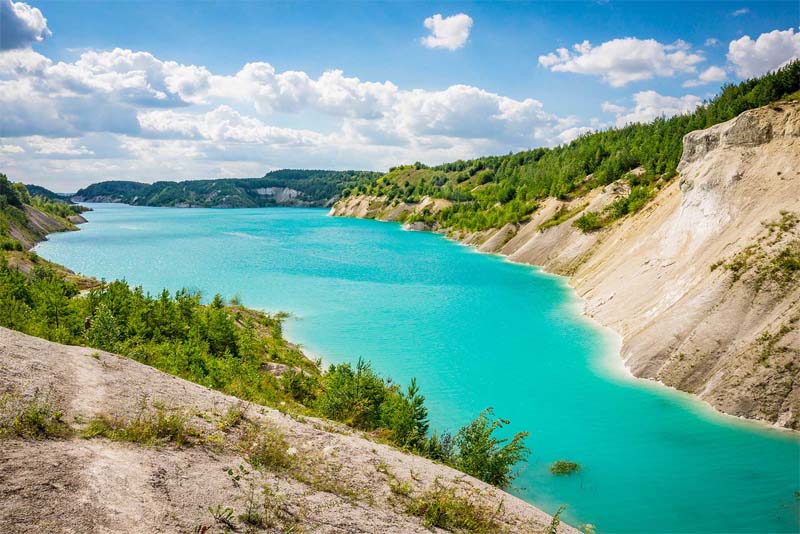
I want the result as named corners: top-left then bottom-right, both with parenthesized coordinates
top-left (332, 102), bottom-right (800, 429)
top-left (0, 327), bottom-right (570, 533)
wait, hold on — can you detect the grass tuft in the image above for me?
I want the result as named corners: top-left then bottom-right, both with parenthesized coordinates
top-left (237, 420), bottom-right (294, 471)
top-left (83, 401), bottom-right (197, 447)
top-left (406, 480), bottom-right (504, 533)
top-left (0, 391), bottom-right (71, 440)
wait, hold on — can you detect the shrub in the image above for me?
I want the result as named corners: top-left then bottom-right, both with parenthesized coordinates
top-left (573, 212), bottom-right (602, 233)
top-left (454, 408), bottom-right (529, 489)
top-left (550, 460), bottom-right (580, 475)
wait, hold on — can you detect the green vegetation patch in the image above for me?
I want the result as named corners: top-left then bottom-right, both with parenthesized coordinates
top-left (0, 391), bottom-right (72, 440)
top-left (83, 401), bottom-right (198, 447)
top-left (550, 460), bottom-right (581, 476)
top-left (406, 480), bottom-right (504, 533)
top-left (539, 203), bottom-right (588, 231)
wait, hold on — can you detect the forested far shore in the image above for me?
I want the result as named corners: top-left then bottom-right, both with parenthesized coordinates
top-left (71, 169), bottom-right (380, 208)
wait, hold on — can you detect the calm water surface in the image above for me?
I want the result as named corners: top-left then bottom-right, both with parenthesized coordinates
top-left (36, 204), bottom-right (800, 533)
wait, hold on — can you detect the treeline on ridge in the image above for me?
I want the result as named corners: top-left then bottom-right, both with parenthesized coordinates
top-left (344, 60), bottom-right (800, 232)
top-left (72, 169), bottom-right (381, 208)
top-left (0, 174), bottom-right (87, 251)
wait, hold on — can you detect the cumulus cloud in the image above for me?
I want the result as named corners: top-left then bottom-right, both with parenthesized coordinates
top-left (538, 37), bottom-right (704, 86)
top-left (612, 91), bottom-right (702, 127)
top-left (0, 144), bottom-right (24, 153)
top-left (732, 8), bottom-right (750, 16)
top-left (727, 27), bottom-right (800, 78)
top-left (1, 43), bottom-right (586, 151)
top-left (683, 65), bottom-right (727, 87)
top-left (557, 126), bottom-right (593, 144)
top-left (705, 38), bottom-right (720, 47)
top-left (0, 0), bottom-right (51, 50)
top-left (601, 101), bottom-right (626, 113)
top-left (25, 136), bottom-right (93, 155)
top-left (138, 106), bottom-right (324, 146)
top-left (421, 13), bottom-right (473, 51)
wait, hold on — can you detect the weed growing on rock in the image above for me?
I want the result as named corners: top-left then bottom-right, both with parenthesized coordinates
top-left (0, 390), bottom-right (71, 439)
top-left (406, 479), bottom-right (504, 533)
top-left (83, 400), bottom-right (198, 447)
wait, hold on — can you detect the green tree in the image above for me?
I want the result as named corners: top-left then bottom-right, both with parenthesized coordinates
top-left (454, 408), bottom-right (529, 489)
top-left (86, 303), bottom-right (120, 351)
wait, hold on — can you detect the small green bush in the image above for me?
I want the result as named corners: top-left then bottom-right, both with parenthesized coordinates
top-left (573, 212), bottom-right (602, 233)
top-left (550, 460), bottom-right (580, 476)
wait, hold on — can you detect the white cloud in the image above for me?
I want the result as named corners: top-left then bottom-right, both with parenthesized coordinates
top-left (732, 8), bottom-right (750, 17)
top-left (601, 101), bottom-right (626, 113)
top-left (0, 144), bottom-right (24, 153)
top-left (138, 106), bottom-right (324, 146)
top-left (421, 13), bottom-right (473, 51)
top-left (0, 0), bottom-right (51, 50)
top-left (683, 65), bottom-right (727, 87)
top-left (538, 37), bottom-right (705, 86)
top-left (705, 38), bottom-right (720, 47)
top-left (558, 126), bottom-right (593, 144)
top-left (612, 91), bottom-right (702, 127)
top-left (25, 136), bottom-right (93, 155)
top-left (727, 27), bottom-right (800, 78)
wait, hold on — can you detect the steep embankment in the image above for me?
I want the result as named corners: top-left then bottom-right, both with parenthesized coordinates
top-left (332, 102), bottom-right (800, 429)
top-left (0, 327), bottom-right (570, 533)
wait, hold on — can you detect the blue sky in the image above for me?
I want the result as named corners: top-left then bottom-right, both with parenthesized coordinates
top-left (1, 0), bottom-right (798, 190)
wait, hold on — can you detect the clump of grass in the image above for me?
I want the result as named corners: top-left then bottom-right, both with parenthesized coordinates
top-left (237, 420), bottom-right (294, 471)
top-left (83, 402), bottom-right (197, 447)
top-left (0, 391), bottom-right (71, 439)
top-left (378, 462), bottom-right (414, 497)
top-left (550, 460), bottom-right (581, 476)
top-left (406, 480), bottom-right (503, 533)
top-left (208, 504), bottom-right (236, 530)
top-left (294, 460), bottom-right (363, 500)
top-left (389, 475), bottom-right (413, 497)
top-left (217, 402), bottom-right (247, 431)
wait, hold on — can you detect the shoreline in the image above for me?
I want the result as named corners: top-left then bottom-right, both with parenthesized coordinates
top-left (38, 203), bottom-right (799, 436)
top-left (369, 216), bottom-right (800, 436)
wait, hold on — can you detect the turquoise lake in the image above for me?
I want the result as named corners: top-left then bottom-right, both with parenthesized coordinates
top-left (36, 204), bottom-right (799, 533)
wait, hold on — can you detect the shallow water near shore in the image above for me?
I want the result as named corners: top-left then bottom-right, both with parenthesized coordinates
top-left (37, 204), bottom-right (800, 533)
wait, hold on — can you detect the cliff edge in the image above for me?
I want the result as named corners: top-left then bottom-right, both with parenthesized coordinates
top-left (332, 101), bottom-right (800, 429)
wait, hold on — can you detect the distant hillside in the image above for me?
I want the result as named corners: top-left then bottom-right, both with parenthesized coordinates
top-left (24, 184), bottom-right (75, 204)
top-left (1, 175), bottom-right (87, 251)
top-left (72, 169), bottom-right (381, 208)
